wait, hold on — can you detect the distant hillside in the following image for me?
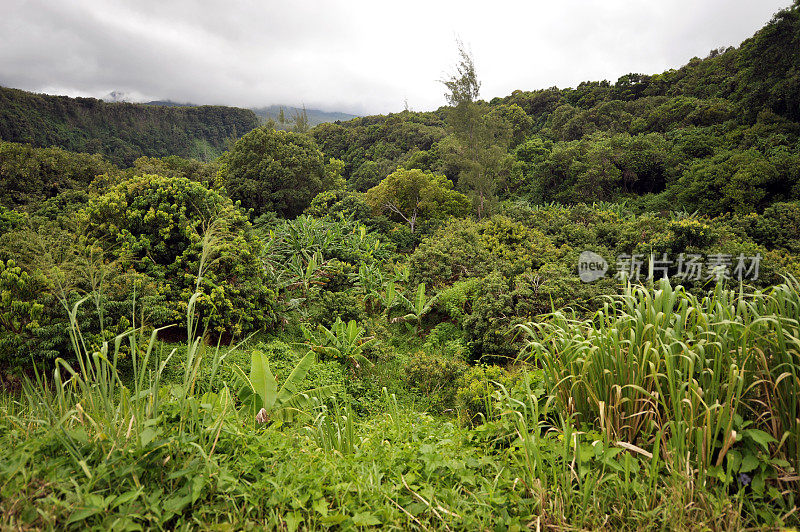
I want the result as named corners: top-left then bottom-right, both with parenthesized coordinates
top-left (144, 100), bottom-right (196, 108)
top-left (0, 86), bottom-right (260, 166)
top-left (142, 99), bottom-right (357, 128)
top-left (251, 105), bottom-right (358, 129)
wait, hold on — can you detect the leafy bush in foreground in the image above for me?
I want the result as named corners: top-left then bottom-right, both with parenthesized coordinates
top-left (82, 174), bottom-right (275, 337)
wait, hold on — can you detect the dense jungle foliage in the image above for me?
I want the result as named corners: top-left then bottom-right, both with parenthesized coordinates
top-left (1, 2), bottom-right (799, 529)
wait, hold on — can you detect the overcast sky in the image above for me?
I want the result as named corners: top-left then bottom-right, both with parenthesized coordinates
top-left (0, 0), bottom-right (792, 115)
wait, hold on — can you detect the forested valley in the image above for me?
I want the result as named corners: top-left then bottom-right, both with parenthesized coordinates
top-left (1, 2), bottom-right (799, 529)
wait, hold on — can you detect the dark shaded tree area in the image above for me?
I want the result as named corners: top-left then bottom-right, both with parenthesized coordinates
top-left (0, 86), bottom-right (260, 166)
top-left (220, 127), bottom-right (343, 218)
top-left (0, 141), bottom-right (114, 209)
top-left (0, 140), bottom-right (231, 211)
top-left (312, 111), bottom-right (447, 188)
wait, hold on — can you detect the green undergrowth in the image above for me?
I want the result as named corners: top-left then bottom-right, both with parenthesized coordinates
top-left (0, 275), bottom-right (798, 530)
top-left (0, 393), bottom-right (779, 531)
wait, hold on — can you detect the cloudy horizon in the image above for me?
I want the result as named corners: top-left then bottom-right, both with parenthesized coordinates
top-left (0, 0), bottom-right (792, 116)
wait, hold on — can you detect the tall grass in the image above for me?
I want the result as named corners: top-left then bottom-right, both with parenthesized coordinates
top-left (308, 399), bottom-right (356, 455)
top-left (20, 292), bottom-right (231, 480)
top-left (13, 218), bottom-right (240, 486)
top-left (519, 277), bottom-right (800, 484)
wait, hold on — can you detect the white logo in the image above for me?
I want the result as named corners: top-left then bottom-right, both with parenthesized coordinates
top-left (578, 251), bottom-right (608, 282)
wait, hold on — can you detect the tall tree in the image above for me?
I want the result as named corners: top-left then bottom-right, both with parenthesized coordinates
top-left (440, 41), bottom-right (510, 219)
top-left (292, 105), bottom-right (310, 134)
top-left (220, 127), bottom-right (334, 217)
top-left (441, 40), bottom-right (481, 106)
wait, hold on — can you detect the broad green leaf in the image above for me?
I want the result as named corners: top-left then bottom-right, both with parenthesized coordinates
top-left (742, 429), bottom-right (777, 450)
top-left (751, 471), bottom-right (766, 494)
top-left (740, 453), bottom-right (760, 473)
top-left (67, 506), bottom-right (104, 525)
top-left (111, 488), bottom-right (143, 510)
top-left (385, 281), bottom-right (396, 308)
top-left (250, 350), bottom-right (277, 410)
top-left (140, 426), bottom-right (160, 447)
top-left (415, 283), bottom-right (426, 314)
top-left (352, 512), bottom-right (381, 526)
top-left (313, 498), bottom-right (329, 517)
top-left (285, 511), bottom-right (303, 532)
top-left (275, 351), bottom-right (316, 405)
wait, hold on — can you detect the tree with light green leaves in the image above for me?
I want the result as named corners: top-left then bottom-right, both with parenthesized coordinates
top-left (365, 168), bottom-right (470, 233)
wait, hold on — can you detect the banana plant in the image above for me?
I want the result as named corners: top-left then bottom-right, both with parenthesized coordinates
top-left (261, 230), bottom-right (296, 291)
top-left (301, 318), bottom-right (375, 369)
top-left (354, 262), bottom-right (384, 314)
top-left (394, 282), bottom-right (439, 335)
top-left (286, 251), bottom-right (324, 297)
top-left (380, 280), bottom-right (398, 315)
top-left (233, 349), bottom-right (337, 425)
top-left (391, 262), bottom-right (410, 283)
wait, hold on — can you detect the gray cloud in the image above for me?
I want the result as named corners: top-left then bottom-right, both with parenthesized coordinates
top-left (0, 0), bottom-right (791, 115)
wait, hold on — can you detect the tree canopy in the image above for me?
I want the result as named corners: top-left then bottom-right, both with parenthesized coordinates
top-left (365, 168), bottom-right (470, 233)
top-left (82, 174), bottom-right (275, 336)
top-left (220, 127), bottom-right (339, 218)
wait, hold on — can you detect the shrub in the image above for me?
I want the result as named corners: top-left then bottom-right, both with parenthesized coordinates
top-left (410, 216), bottom-right (556, 288)
top-left (404, 350), bottom-right (468, 412)
top-left (317, 259), bottom-right (357, 293)
top-left (462, 271), bottom-right (521, 364)
top-left (308, 290), bottom-right (365, 328)
top-left (423, 322), bottom-right (468, 360)
top-left (436, 278), bottom-right (481, 323)
top-left (456, 364), bottom-right (519, 425)
top-left (668, 218), bottom-right (717, 249)
top-left (736, 201), bottom-right (800, 253)
top-left (82, 174), bottom-right (275, 338)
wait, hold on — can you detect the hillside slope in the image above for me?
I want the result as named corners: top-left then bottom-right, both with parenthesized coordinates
top-left (251, 105), bottom-right (358, 129)
top-left (0, 86), bottom-right (260, 166)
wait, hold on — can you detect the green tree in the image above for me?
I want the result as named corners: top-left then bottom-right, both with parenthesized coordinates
top-left (0, 259), bottom-right (44, 365)
top-left (82, 174), bottom-right (275, 337)
top-left (365, 169), bottom-right (470, 233)
top-left (221, 127), bottom-right (335, 217)
top-left (675, 149), bottom-right (790, 215)
top-left (128, 155), bottom-right (220, 189)
top-left (487, 103), bottom-right (533, 147)
top-left (0, 141), bottom-right (115, 210)
top-left (441, 39), bottom-right (481, 106)
top-left (440, 42), bottom-right (511, 218)
top-left (292, 105), bottom-right (310, 134)
top-left (735, 1), bottom-right (800, 121)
